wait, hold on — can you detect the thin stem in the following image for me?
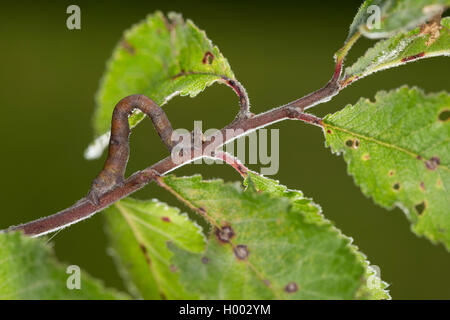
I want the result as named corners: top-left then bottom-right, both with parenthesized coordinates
top-left (209, 151), bottom-right (249, 178)
top-left (2, 60), bottom-right (341, 237)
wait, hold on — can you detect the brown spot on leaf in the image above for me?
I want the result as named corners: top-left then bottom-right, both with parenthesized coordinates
top-left (121, 40), bottom-right (136, 55)
top-left (420, 17), bottom-right (442, 46)
top-left (233, 245), bottom-right (249, 260)
top-left (284, 282), bottom-right (298, 293)
top-left (263, 279), bottom-right (271, 286)
top-left (420, 182), bottom-right (426, 192)
top-left (420, 181), bottom-right (426, 192)
top-left (415, 201), bottom-right (426, 215)
top-left (425, 156), bottom-right (440, 170)
top-left (139, 243), bottom-right (151, 265)
top-left (389, 170), bottom-right (395, 176)
top-left (161, 216), bottom-right (171, 222)
top-left (201, 257), bottom-right (210, 264)
top-left (170, 265), bottom-right (178, 273)
top-left (202, 51), bottom-right (214, 64)
top-left (215, 225), bottom-right (235, 243)
top-left (438, 109), bottom-right (450, 122)
top-left (362, 153), bottom-right (370, 161)
top-left (401, 52), bottom-right (425, 62)
top-left (326, 129), bottom-right (332, 134)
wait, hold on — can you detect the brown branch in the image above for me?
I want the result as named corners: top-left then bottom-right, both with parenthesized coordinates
top-left (1, 62), bottom-right (340, 237)
top-left (209, 151), bottom-right (249, 178)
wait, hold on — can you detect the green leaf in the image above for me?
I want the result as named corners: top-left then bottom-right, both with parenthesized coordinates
top-left (323, 86), bottom-right (450, 249)
top-left (86, 11), bottom-right (237, 159)
top-left (163, 174), bottom-right (389, 299)
top-left (347, 0), bottom-right (449, 40)
top-left (0, 232), bottom-right (128, 299)
top-left (104, 197), bottom-right (205, 299)
top-left (342, 17), bottom-right (450, 87)
top-left (336, 0), bottom-right (448, 62)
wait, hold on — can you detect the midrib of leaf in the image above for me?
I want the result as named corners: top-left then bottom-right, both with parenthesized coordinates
top-left (157, 179), bottom-right (284, 299)
top-left (323, 123), bottom-right (450, 172)
top-left (122, 203), bottom-right (178, 240)
top-left (168, 71), bottom-right (227, 80)
top-left (343, 49), bottom-right (450, 86)
top-left (342, 16), bottom-right (450, 87)
top-left (114, 202), bottom-right (167, 298)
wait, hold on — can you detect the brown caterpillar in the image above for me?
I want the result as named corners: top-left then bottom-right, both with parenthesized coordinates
top-left (87, 94), bottom-right (174, 205)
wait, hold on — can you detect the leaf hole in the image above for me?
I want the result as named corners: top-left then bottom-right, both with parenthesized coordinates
top-left (438, 109), bottom-right (450, 122)
top-left (392, 183), bottom-right (401, 191)
top-left (345, 139), bottom-right (354, 147)
top-left (415, 201), bottom-right (426, 215)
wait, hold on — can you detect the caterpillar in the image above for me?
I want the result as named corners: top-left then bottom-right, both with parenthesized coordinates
top-left (87, 94), bottom-right (174, 205)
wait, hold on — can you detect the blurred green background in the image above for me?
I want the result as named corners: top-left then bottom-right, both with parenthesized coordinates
top-left (0, 0), bottom-right (449, 299)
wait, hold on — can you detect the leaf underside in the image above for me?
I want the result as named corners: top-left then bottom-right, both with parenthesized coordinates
top-left (347, 0), bottom-right (449, 40)
top-left (343, 17), bottom-right (450, 86)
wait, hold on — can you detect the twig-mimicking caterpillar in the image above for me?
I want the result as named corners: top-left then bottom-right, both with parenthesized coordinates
top-left (87, 94), bottom-right (174, 205)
